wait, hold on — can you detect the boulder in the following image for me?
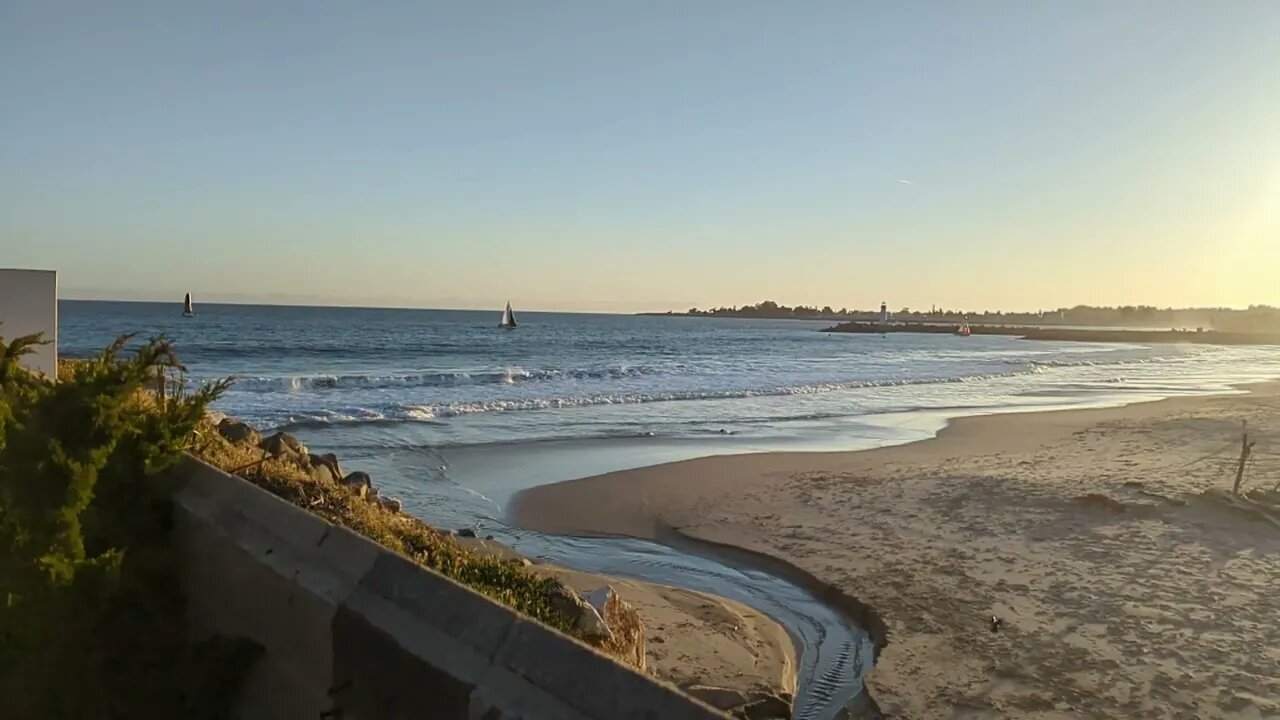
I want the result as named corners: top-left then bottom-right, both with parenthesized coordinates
top-left (548, 582), bottom-right (584, 619)
top-left (259, 432), bottom-right (309, 466)
top-left (574, 601), bottom-right (611, 640)
top-left (581, 586), bottom-right (645, 671)
top-left (581, 587), bottom-right (614, 618)
top-left (456, 528), bottom-right (477, 538)
top-left (545, 583), bottom-right (612, 641)
top-left (308, 452), bottom-right (343, 481)
top-left (217, 418), bottom-right (260, 446)
top-left (340, 471), bottom-right (372, 499)
top-left (378, 496), bottom-right (402, 513)
top-left (310, 464), bottom-right (338, 484)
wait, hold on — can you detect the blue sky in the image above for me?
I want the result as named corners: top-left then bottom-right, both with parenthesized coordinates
top-left (3, 1), bottom-right (1277, 312)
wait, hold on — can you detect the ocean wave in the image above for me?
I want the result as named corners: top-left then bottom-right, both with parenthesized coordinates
top-left (236, 352), bottom-right (1181, 395)
top-left (235, 364), bottom-right (676, 392)
top-left (1022, 352), bottom-right (1196, 370)
top-left (268, 367), bottom-right (1060, 429)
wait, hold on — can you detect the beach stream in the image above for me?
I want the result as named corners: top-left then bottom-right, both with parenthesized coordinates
top-left (490, 529), bottom-right (876, 720)
top-left (368, 438), bottom-right (883, 720)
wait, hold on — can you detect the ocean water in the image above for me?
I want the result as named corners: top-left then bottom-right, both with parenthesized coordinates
top-left (59, 301), bottom-right (1280, 477)
top-left (56, 300), bottom-right (1280, 719)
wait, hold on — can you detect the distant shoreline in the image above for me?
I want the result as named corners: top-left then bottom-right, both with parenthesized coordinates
top-left (822, 321), bottom-right (1280, 346)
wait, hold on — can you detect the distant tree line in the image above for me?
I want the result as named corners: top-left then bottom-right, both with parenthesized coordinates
top-left (677, 301), bottom-right (1280, 331)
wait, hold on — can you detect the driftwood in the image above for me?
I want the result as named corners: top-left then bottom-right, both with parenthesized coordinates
top-left (1203, 488), bottom-right (1280, 531)
top-left (1232, 421), bottom-right (1257, 495)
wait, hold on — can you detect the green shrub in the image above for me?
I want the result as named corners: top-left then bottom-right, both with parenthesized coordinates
top-left (196, 425), bottom-right (577, 633)
top-left (0, 333), bottom-right (236, 719)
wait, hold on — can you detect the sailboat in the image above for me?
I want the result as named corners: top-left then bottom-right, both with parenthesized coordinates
top-left (499, 301), bottom-right (517, 329)
top-left (956, 318), bottom-right (971, 336)
top-left (183, 293), bottom-right (195, 317)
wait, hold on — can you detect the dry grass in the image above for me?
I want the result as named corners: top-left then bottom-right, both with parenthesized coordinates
top-left (190, 418), bottom-right (580, 634)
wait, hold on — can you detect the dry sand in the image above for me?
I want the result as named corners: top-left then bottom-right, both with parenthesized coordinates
top-left (545, 565), bottom-right (797, 705)
top-left (513, 383), bottom-right (1280, 719)
top-left (455, 536), bottom-right (796, 707)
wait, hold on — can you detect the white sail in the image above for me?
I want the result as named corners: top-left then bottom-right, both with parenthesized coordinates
top-left (183, 293), bottom-right (195, 316)
top-left (500, 302), bottom-right (517, 328)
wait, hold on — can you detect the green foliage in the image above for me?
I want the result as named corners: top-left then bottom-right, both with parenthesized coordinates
top-left (0, 332), bottom-right (234, 719)
top-left (222, 445), bottom-right (577, 634)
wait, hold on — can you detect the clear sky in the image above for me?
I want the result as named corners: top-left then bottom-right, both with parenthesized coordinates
top-left (3, 2), bottom-right (1277, 312)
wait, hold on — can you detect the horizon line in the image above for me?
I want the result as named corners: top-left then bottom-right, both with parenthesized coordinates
top-left (57, 296), bottom-right (1277, 316)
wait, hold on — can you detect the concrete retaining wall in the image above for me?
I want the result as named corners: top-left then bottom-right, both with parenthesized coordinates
top-left (171, 457), bottom-right (727, 719)
top-left (0, 268), bottom-right (57, 377)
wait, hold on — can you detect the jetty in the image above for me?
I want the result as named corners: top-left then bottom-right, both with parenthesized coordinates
top-left (821, 322), bottom-right (1280, 346)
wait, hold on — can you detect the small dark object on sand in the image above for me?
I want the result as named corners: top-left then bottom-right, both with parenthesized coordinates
top-left (989, 615), bottom-right (1002, 633)
top-left (1075, 493), bottom-right (1127, 513)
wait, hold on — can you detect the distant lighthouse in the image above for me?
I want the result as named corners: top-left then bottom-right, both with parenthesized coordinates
top-left (879, 301), bottom-right (889, 326)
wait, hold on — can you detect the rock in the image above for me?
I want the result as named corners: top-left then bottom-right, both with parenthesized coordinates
top-left (378, 496), bottom-right (402, 513)
top-left (574, 598), bottom-right (611, 640)
top-left (307, 453), bottom-right (343, 484)
top-left (484, 534), bottom-right (495, 541)
top-left (310, 464), bottom-right (338, 484)
top-left (308, 452), bottom-right (343, 481)
top-left (684, 685), bottom-right (751, 711)
top-left (259, 432), bottom-right (309, 466)
top-left (544, 583), bottom-right (644, 668)
top-left (545, 583), bottom-right (610, 639)
top-left (457, 528), bottom-right (477, 538)
top-left (366, 485), bottom-right (380, 502)
top-left (217, 418), bottom-right (261, 446)
top-left (340, 471), bottom-right (372, 499)
top-left (548, 582), bottom-right (585, 618)
top-left (582, 586), bottom-right (645, 672)
top-left (1075, 493), bottom-right (1127, 513)
top-left (735, 693), bottom-right (792, 720)
top-left (581, 586), bottom-right (614, 618)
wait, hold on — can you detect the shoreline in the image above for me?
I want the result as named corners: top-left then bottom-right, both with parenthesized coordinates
top-left (821, 321), bottom-right (1280, 346)
top-left (512, 382), bottom-right (1280, 718)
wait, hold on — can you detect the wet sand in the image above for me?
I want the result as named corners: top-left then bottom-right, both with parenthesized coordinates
top-left (513, 383), bottom-right (1280, 718)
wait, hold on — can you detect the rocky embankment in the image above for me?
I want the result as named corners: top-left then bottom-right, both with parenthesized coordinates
top-left (203, 415), bottom-right (645, 667)
top-left (202, 414), bottom-right (796, 720)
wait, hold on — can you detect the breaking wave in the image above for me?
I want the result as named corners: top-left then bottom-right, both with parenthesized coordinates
top-left (268, 366), bottom-right (1072, 430)
top-left (236, 364), bottom-right (677, 392)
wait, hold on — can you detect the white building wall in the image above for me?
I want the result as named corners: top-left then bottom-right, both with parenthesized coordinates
top-left (0, 269), bottom-right (58, 377)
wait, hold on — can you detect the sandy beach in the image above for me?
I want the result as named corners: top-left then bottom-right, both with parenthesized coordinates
top-left (454, 535), bottom-right (797, 711)
top-left (545, 565), bottom-right (797, 707)
top-left (513, 383), bottom-right (1280, 718)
